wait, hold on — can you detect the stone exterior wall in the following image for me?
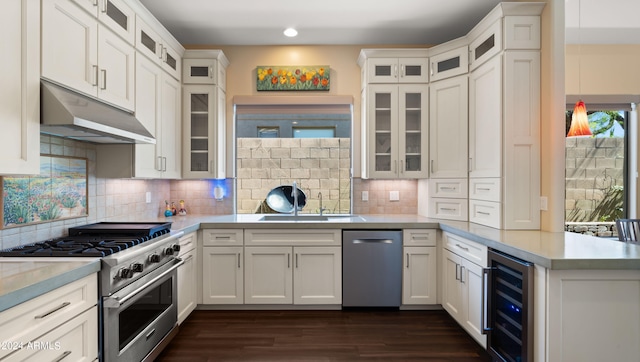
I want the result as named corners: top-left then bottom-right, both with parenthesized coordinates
top-left (237, 137), bottom-right (351, 214)
top-left (565, 137), bottom-right (624, 222)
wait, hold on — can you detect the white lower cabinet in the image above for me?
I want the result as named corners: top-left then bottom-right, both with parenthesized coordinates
top-left (0, 274), bottom-right (98, 361)
top-left (293, 247), bottom-right (342, 305)
top-left (201, 229), bottom-right (244, 304)
top-left (402, 229), bottom-right (437, 305)
top-left (244, 246), bottom-right (342, 305)
top-left (3, 307), bottom-right (98, 362)
top-left (402, 246), bottom-right (437, 305)
top-left (441, 233), bottom-right (487, 348)
top-left (177, 232), bottom-right (197, 323)
top-left (202, 246), bottom-right (244, 304)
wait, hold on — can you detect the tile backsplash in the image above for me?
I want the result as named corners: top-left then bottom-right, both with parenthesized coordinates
top-left (0, 135), bottom-right (416, 249)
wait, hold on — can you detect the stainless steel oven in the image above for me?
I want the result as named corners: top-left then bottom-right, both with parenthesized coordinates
top-left (0, 222), bottom-right (185, 362)
top-left (102, 255), bottom-right (183, 362)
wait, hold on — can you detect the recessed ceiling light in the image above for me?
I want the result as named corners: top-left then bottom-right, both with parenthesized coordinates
top-left (284, 28), bottom-right (298, 37)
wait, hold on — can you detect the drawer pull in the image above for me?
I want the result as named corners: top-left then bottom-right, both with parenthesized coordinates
top-left (215, 236), bottom-right (231, 240)
top-left (34, 302), bottom-right (71, 319)
top-left (441, 208), bottom-right (457, 211)
top-left (53, 351), bottom-right (72, 362)
top-left (412, 236), bottom-right (429, 240)
top-left (440, 187), bottom-right (457, 191)
top-left (455, 243), bottom-right (470, 252)
top-left (477, 187), bottom-right (491, 191)
top-left (477, 211), bottom-right (491, 216)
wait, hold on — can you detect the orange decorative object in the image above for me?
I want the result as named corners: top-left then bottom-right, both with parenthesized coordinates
top-left (567, 100), bottom-right (592, 137)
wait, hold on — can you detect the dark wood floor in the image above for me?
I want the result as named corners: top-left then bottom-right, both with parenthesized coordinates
top-left (156, 309), bottom-right (492, 361)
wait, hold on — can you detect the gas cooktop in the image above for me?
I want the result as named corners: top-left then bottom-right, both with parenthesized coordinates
top-left (0, 222), bottom-right (172, 257)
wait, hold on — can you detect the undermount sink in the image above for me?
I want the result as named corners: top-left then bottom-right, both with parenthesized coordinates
top-left (259, 214), bottom-right (356, 221)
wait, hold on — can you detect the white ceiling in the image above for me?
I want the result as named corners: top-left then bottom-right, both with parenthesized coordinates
top-left (138, 0), bottom-right (503, 46)
top-left (139, 0), bottom-right (640, 46)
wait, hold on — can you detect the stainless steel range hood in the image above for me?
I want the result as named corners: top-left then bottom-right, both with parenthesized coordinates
top-left (40, 80), bottom-right (155, 144)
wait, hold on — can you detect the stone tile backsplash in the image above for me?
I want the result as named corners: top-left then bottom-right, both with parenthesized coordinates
top-left (0, 135), bottom-right (416, 249)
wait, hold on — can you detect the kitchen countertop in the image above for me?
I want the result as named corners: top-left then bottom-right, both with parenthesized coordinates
top-left (164, 213), bottom-right (640, 270)
top-left (2, 213), bottom-right (638, 313)
top-left (0, 258), bottom-right (100, 312)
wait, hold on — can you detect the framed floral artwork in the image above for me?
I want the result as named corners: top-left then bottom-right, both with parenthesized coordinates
top-left (1, 155), bottom-right (88, 228)
top-left (257, 66), bottom-right (330, 91)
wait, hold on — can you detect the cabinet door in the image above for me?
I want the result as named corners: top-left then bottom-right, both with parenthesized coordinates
top-left (365, 85), bottom-right (398, 178)
top-left (402, 247), bottom-right (437, 305)
top-left (98, 0), bottom-right (135, 45)
top-left (469, 55), bottom-right (502, 178)
top-left (470, 19), bottom-right (502, 71)
top-left (41, 0), bottom-right (98, 98)
top-left (97, 24), bottom-right (135, 111)
top-left (182, 85), bottom-right (216, 178)
top-left (183, 58), bottom-right (217, 84)
top-left (177, 248), bottom-right (197, 323)
top-left (430, 46), bottom-right (469, 82)
top-left (398, 58), bottom-right (429, 83)
top-left (136, 16), bottom-right (163, 63)
top-left (215, 89), bottom-right (227, 178)
top-left (160, 73), bottom-right (182, 178)
top-left (202, 247), bottom-right (243, 304)
top-left (429, 76), bottom-right (468, 179)
top-left (367, 58), bottom-right (400, 83)
top-left (441, 249), bottom-right (463, 320)
top-left (133, 55), bottom-right (162, 178)
top-left (0, 0), bottom-right (40, 175)
top-left (293, 247), bottom-right (342, 305)
top-left (3, 307), bottom-right (98, 362)
top-left (244, 247), bottom-right (292, 304)
top-left (398, 84), bottom-right (428, 178)
top-left (461, 259), bottom-right (487, 348)
top-left (161, 44), bottom-right (182, 81)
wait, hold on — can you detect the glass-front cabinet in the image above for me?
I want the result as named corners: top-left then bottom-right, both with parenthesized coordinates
top-left (182, 85), bottom-right (225, 179)
top-left (364, 84), bottom-right (428, 179)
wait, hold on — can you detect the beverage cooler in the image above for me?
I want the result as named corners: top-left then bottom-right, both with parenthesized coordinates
top-left (483, 249), bottom-right (534, 362)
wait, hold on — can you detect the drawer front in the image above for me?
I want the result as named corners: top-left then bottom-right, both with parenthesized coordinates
top-left (202, 229), bottom-right (244, 246)
top-left (469, 178), bottom-right (501, 201)
top-left (0, 274), bottom-right (97, 359)
top-left (178, 231), bottom-right (197, 255)
top-left (3, 306), bottom-right (98, 362)
top-left (244, 229), bottom-right (341, 246)
top-left (429, 178), bottom-right (468, 199)
top-left (403, 229), bottom-right (437, 246)
top-left (469, 199), bottom-right (502, 229)
top-left (443, 232), bottom-right (487, 266)
top-left (428, 198), bottom-right (469, 221)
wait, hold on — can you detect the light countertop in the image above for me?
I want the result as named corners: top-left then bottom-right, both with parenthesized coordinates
top-left (163, 213), bottom-right (640, 270)
top-left (2, 213), bottom-right (638, 313)
top-left (0, 258), bottom-right (100, 312)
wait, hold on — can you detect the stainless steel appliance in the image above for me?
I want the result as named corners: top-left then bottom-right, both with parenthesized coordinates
top-left (0, 222), bottom-right (184, 362)
top-left (483, 249), bottom-right (534, 362)
top-left (342, 230), bottom-right (402, 307)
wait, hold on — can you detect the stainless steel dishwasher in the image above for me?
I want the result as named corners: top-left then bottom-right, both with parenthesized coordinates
top-left (342, 230), bottom-right (402, 307)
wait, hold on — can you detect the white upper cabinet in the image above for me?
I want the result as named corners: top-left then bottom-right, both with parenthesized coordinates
top-left (429, 46), bottom-right (469, 82)
top-left (134, 16), bottom-right (181, 81)
top-left (362, 84), bottom-right (429, 179)
top-left (469, 19), bottom-right (502, 71)
top-left (0, 0), bottom-right (40, 175)
top-left (182, 50), bottom-right (229, 179)
top-left (429, 75), bottom-right (468, 179)
top-left (42, 0), bottom-right (135, 111)
top-left (367, 57), bottom-right (429, 84)
top-left (71, 0), bottom-right (135, 44)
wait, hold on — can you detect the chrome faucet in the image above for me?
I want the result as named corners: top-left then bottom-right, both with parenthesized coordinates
top-left (318, 192), bottom-right (327, 216)
top-left (291, 181), bottom-right (299, 217)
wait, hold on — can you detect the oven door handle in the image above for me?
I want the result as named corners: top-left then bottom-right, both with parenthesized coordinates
top-left (103, 257), bottom-right (184, 308)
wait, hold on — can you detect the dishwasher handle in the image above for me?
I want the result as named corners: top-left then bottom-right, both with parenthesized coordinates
top-left (351, 239), bottom-right (394, 244)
